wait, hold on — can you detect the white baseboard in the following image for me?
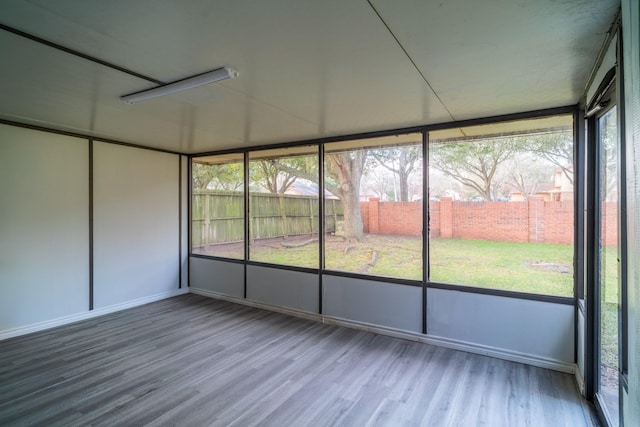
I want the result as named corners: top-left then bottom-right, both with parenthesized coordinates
top-left (323, 315), bottom-right (575, 374)
top-left (575, 367), bottom-right (586, 395)
top-left (190, 287), bottom-right (321, 322)
top-left (191, 288), bottom-right (576, 374)
top-left (0, 288), bottom-right (188, 341)
top-left (421, 333), bottom-right (576, 374)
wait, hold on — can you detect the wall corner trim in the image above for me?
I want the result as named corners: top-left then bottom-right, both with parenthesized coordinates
top-left (575, 366), bottom-right (586, 396)
top-left (0, 288), bottom-right (188, 341)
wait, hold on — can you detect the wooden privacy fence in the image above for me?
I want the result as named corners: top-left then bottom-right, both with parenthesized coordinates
top-left (194, 192), bottom-right (595, 249)
top-left (192, 191), bottom-right (343, 248)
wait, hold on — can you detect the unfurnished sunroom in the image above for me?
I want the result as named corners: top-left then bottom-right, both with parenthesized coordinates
top-left (1, 1), bottom-right (639, 426)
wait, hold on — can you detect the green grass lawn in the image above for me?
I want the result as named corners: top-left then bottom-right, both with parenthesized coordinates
top-left (429, 238), bottom-right (573, 296)
top-left (600, 245), bottom-right (620, 371)
top-left (201, 235), bottom-right (619, 307)
top-left (247, 235), bottom-right (578, 297)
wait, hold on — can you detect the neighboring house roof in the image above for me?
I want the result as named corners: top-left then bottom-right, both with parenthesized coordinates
top-left (285, 181), bottom-right (338, 199)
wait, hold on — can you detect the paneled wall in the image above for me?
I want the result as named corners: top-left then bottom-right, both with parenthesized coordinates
top-left (0, 125), bottom-right (89, 329)
top-left (93, 142), bottom-right (180, 308)
top-left (0, 124), bottom-right (187, 338)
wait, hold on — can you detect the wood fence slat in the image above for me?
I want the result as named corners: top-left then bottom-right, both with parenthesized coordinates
top-left (193, 191), bottom-right (341, 248)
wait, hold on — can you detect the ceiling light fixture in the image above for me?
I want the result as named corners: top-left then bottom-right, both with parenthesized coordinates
top-left (120, 67), bottom-right (239, 104)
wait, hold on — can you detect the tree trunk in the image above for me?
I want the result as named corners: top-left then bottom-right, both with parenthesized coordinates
top-left (341, 185), bottom-right (364, 241)
top-left (399, 169), bottom-right (409, 201)
top-left (277, 151), bottom-right (367, 241)
top-left (326, 152), bottom-right (366, 241)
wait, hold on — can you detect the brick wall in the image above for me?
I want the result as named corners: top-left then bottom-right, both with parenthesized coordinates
top-left (360, 198), bottom-right (422, 236)
top-left (543, 200), bottom-right (575, 245)
top-left (359, 197), bottom-right (619, 246)
top-left (360, 201), bottom-right (370, 233)
top-left (451, 199), bottom-right (529, 242)
top-left (429, 201), bottom-right (441, 238)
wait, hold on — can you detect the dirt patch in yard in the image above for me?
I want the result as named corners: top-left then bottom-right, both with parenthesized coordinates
top-left (525, 261), bottom-right (572, 274)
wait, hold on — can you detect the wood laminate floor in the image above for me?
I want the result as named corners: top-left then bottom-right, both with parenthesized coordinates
top-left (0, 294), bottom-right (599, 426)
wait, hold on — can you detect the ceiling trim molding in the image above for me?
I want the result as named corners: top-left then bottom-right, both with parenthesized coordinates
top-left (0, 22), bottom-right (163, 85)
top-left (1, 103), bottom-right (577, 159)
top-left (0, 118), bottom-right (183, 156)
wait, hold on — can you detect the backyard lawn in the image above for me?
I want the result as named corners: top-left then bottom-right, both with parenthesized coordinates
top-left (200, 235), bottom-right (617, 303)
top-left (429, 237), bottom-right (574, 296)
top-left (245, 235), bottom-right (579, 297)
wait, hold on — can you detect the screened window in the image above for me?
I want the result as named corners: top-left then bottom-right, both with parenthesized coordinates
top-left (248, 146), bottom-right (319, 268)
top-left (191, 154), bottom-right (244, 259)
top-left (597, 105), bottom-right (620, 424)
top-left (428, 114), bottom-right (575, 296)
top-left (324, 133), bottom-right (423, 280)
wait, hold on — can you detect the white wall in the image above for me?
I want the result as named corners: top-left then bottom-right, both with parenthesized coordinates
top-left (93, 142), bottom-right (180, 308)
top-left (0, 125), bottom-right (89, 330)
top-left (0, 124), bottom-right (185, 339)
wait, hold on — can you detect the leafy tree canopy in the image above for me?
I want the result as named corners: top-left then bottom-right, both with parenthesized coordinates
top-left (192, 162), bottom-right (243, 191)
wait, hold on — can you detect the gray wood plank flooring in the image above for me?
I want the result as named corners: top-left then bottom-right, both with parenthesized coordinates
top-left (0, 294), bottom-right (599, 426)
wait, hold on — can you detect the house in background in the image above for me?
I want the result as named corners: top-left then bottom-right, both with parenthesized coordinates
top-left (510, 166), bottom-right (575, 202)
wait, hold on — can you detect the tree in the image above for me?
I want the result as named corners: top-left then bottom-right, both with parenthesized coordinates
top-left (600, 118), bottom-right (619, 201)
top-left (250, 156), bottom-right (317, 194)
top-left (369, 145), bottom-right (421, 201)
top-left (430, 137), bottom-right (524, 201)
top-left (506, 153), bottom-right (554, 199)
top-left (325, 151), bottom-right (367, 240)
top-left (363, 167), bottom-right (394, 200)
top-left (192, 162), bottom-right (216, 190)
top-left (250, 159), bottom-right (297, 193)
top-left (192, 162), bottom-right (243, 191)
top-left (526, 131), bottom-right (574, 184)
top-left (278, 150), bottom-right (367, 241)
top-left (427, 168), bottom-right (460, 200)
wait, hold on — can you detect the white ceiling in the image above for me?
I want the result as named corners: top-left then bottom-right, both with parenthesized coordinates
top-left (0, 0), bottom-right (618, 154)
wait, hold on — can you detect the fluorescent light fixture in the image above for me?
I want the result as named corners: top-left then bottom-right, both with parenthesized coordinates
top-left (121, 67), bottom-right (238, 104)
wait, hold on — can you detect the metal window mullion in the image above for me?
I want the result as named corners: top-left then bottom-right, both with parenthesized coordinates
top-left (244, 152), bottom-right (250, 299)
top-left (187, 157), bottom-right (192, 287)
top-left (178, 156), bottom-right (182, 289)
top-left (89, 139), bottom-right (94, 310)
top-left (318, 144), bottom-right (325, 315)
top-left (422, 131), bottom-right (429, 335)
top-left (585, 115), bottom-right (600, 400)
top-left (573, 109), bottom-right (586, 367)
top-left (616, 29), bottom-right (629, 385)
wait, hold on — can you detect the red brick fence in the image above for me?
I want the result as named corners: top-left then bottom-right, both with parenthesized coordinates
top-left (361, 197), bottom-right (617, 246)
